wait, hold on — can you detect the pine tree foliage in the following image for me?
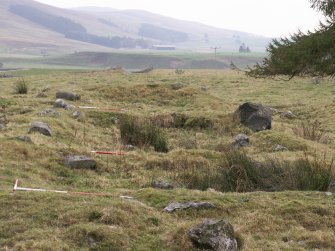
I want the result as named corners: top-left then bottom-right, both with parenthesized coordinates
top-left (248, 0), bottom-right (335, 78)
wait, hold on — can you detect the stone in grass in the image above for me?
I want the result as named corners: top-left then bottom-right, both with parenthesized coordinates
top-left (232, 133), bottom-right (249, 148)
top-left (273, 144), bottom-right (288, 152)
top-left (56, 91), bottom-right (80, 101)
top-left (152, 178), bottom-right (174, 189)
top-left (28, 121), bottom-right (52, 137)
top-left (0, 123), bottom-right (6, 130)
top-left (72, 110), bottom-right (82, 119)
top-left (164, 202), bottom-right (215, 213)
top-left (188, 219), bottom-right (238, 251)
top-left (17, 135), bottom-right (33, 143)
top-left (54, 99), bottom-right (68, 108)
top-left (280, 111), bottom-right (295, 119)
top-left (39, 108), bottom-right (60, 117)
top-left (64, 155), bottom-right (96, 169)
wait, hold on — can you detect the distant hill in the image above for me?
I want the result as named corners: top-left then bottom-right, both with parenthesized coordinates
top-left (0, 0), bottom-right (271, 56)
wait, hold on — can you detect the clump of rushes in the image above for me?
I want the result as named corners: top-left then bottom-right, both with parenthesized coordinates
top-left (13, 78), bottom-right (28, 94)
top-left (120, 115), bottom-right (168, 153)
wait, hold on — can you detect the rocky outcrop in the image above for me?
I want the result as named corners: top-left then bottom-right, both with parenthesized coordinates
top-left (188, 219), bottom-right (238, 251)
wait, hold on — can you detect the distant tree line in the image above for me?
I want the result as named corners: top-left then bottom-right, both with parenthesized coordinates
top-left (139, 23), bottom-right (188, 43)
top-left (10, 5), bottom-right (151, 49)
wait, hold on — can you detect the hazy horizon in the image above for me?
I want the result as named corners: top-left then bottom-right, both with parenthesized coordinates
top-left (34, 0), bottom-right (324, 37)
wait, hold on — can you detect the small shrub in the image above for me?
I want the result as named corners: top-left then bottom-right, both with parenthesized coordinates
top-left (13, 78), bottom-right (28, 94)
top-left (293, 119), bottom-right (330, 143)
top-left (120, 116), bottom-right (168, 153)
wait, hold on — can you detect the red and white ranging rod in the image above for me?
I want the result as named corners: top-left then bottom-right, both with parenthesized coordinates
top-left (13, 179), bottom-right (114, 197)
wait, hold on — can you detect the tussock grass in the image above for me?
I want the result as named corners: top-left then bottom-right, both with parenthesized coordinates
top-left (13, 78), bottom-right (28, 94)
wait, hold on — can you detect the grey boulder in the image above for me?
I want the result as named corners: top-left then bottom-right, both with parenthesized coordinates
top-left (234, 102), bottom-right (272, 132)
top-left (64, 155), bottom-right (96, 169)
top-left (188, 219), bottom-right (238, 251)
top-left (28, 121), bottom-right (52, 136)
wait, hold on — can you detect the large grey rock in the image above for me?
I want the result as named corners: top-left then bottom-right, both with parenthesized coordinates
top-left (28, 121), bottom-right (52, 136)
top-left (164, 202), bottom-right (214, 212)
top-left (56, 91), bottom-right (80, 101)
top-left (188, 219), bottom-right (238, 251)
top-left (234, 102), bottom-right (272, 132)
top-left (232, 133), bottom-right (249, 148)
top-left (64, 155), bottom-right (96, 169)
top-left (152, 178), bottom-right (174, 189)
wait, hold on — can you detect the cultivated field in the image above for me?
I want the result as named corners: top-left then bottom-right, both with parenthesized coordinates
top-left (0, 69), bottom-right (334, 250)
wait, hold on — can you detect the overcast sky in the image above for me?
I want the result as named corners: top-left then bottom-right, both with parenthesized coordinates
top-left (34, 0), bottom-right (324, 37)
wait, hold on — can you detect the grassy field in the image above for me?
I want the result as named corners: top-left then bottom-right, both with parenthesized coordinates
top-left (0, 68), bottom-right (334, 250)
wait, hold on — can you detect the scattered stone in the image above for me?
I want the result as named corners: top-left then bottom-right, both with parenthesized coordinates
top-left (72, 110), bottom-right (82, 119)
top-left (54, 99), bottom-right (68, 108)
top-left (234, 102), bottom-right (272, 131)
top-left (17, 135), bottom-right (33, 143)
top-left (232, 133), bottom-right (249, 148)
top-left (39, 108), bottom-right (60, 117)
top-left (273, 144), bottom-right (288, 152)
top-left (64, 155), bottom-right (96, 169)
top-left (170, 83), bottom-right (185, 90)
top-left (240, 198), bottom-right (250, 202)
top-left (28, 121), bottom-right (52, 136)
top-left (163, 202), bottom-right (215, 212)
top-left (56, 91), bottom-right (80, 101)
top-left (35, 92), bottom-right (47, 98)
top-left (124, 144), bottom-right (135, 151)
top-left (0, 123), bottom-right (6, 130)
top-left (152, 178), bottom-right (174, 189)
top-left (64, 104), bottom-right (75, 111)
top-left (280, 111), bottom-right (295, 119)
top-left (188, 219), bottom-right (238, 251)
top-left (325, 192), bottom-right (332, 196)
